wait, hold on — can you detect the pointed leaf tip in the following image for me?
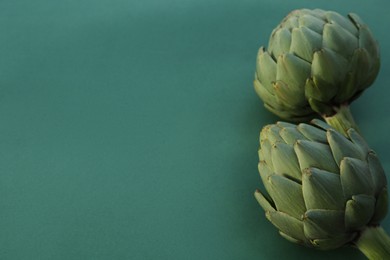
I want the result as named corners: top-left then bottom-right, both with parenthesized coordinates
top-left (327, 128), bottom-right (365, 166)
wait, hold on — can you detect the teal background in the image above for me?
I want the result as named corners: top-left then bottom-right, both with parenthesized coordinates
top-left (0, 0), bottom-right (389, 259)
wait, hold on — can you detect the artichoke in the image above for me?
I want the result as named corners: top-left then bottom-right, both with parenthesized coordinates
top-left (255, 120), bottom-right (390, 258)
top-left (254, 9), bottom-right (380, 134)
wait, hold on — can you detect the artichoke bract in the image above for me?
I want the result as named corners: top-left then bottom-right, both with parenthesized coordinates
top-left (255, 120), bottom-right (390, 256)
top-left (254, 9), bottom-right (380, 133)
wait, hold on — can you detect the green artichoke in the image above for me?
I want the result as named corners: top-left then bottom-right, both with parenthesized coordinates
top-left (254, 9), bottom-right (379, 133)
top-left (255, 120), bottom-right (390, 257)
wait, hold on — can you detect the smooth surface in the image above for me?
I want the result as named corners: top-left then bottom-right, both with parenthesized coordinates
top-left (0, 0), bottom-right (389, 259)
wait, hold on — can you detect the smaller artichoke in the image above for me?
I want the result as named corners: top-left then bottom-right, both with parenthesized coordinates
top-left (254, 9), bottom-right (380, 134)
top-left (255, 120), bottom-right (390, 258)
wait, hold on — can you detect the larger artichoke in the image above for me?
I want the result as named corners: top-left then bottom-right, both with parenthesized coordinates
top-left (254, 9), bottom-right (379, 133)
top-left (255, 120), bottom-right (390, 257)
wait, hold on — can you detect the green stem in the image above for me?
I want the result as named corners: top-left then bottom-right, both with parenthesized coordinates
top-left (354, 226), bottom-right (390, 260)
top-left (323, 105), bottom-right (359, 136)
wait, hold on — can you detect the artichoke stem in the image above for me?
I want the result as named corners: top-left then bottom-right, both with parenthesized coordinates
top-left (354, 226), bottom-right (390, 260)
top-left (323, 105), bottom-right (359, 136)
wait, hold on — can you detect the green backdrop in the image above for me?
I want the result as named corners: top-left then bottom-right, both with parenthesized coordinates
top-left (0, 0), bottom-right (389, 259)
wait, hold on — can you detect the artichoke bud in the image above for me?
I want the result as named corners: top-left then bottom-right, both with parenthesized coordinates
top-left (254, 9), bottom-right (380, 120)
top-left (255, 120), bottom-right (388, 250)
